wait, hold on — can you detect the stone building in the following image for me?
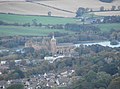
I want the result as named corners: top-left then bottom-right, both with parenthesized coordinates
top-left (25, 37), bottom-right (50, 51)
top-left (25, 36), bottom-right (76, 56)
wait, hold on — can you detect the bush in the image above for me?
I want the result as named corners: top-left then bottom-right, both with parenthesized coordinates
top-left (110, 40), bottom-right (119, 45)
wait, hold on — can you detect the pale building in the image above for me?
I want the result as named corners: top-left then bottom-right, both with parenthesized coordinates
top-left (50, 35), bottom-right (57, 55)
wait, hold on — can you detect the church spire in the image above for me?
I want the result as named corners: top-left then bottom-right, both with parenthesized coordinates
top-left (50, 33), bottom-right (56, 55)
top-left (52, 34), bottom-right (55, 40)
top-left (51, 33), bottom-right (56, 40)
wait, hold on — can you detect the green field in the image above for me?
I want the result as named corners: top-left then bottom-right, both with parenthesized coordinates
top-left (0, 23), bottom-right (119, 36)
top-left (0, 26), bottom-right (74, 37)
top-left (95, 23), bottom-right (120, 32)
top-left (0, 13), bottom-right (76, 36)
top-left (0, 13), bottom-right (77, 25)
top-left (0, 13), bottom-right (120, 36)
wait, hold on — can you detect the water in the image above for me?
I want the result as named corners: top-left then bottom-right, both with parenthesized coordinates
top-left (75, 41), bottom-right (120, 48)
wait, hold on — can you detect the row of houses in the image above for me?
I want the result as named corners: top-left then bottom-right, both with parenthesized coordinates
top-left (0, 69), bottom-right (77, 89)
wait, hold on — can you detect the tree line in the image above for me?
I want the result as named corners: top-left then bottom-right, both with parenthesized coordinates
top-left (76, 5), bottom-right (120, 17)
top-left (100, 5), bottom-right (120, 11)
top-left (0, 20), bottom-right (42, 27)
top-left (65, 23), bottom-right (100, 32)
top-left (103, 16), bottom-right (120, 23)
top-left (0, 20), bottom-right (65, 29)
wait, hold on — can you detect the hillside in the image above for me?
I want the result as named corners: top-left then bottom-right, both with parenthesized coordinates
top-left (0, 1), bottom-right (75, 17)
top-left (0, 0), bottom-right (120, 17)
top-left (38, 0), bottom-right (120, 11)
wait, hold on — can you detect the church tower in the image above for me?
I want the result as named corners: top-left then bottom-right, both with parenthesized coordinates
top-left (50, 35), bottom-right (57, 55)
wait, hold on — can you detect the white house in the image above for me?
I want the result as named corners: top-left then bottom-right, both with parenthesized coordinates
top-left (0, 61), bottom-right (7, 65)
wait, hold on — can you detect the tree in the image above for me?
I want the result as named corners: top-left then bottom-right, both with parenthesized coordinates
top-left (32, 19), bottom-right (38, 26)
top-left (13, 69), bottom-right (25, 78)
top-left (23, 23), bottom-right (30, 27)
top-left (111, 6), bottom-right (116, 11)
top-left (118, 6), bottom-right (120, 10)
top-left (39, 49), bottom-right (50, 59)
top-left (85, 70), bottom-right (97, 82)
top-left (76, 7), bottom-right (86, 17)
top-left (100, 6), bottom-right (105, 11)
top-left (8, 69), bottom-right (25, 79)
top-left (85, 8), bottom-right (90, 12)
top-left (95, 72), bottom-right (111, 88)
top-left (23, 47), bottom-right (34, 54)
top-left (100, 63), bottom-right (118, 75)
top-left (48, 11), bottom-right (52, 16)
top-left (110, 40), bottom-right (119, 45)
top-left (38, 23), bottom-right (42, 27)
top-left (70, 71), bottom-right (111, 89)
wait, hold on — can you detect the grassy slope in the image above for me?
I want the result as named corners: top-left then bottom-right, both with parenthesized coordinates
top-left (0, 23), bottom-right (120, 36)
top-left (0, 13), bottom-right (120, 36)
top-left (0, 13), bottom-right (76, 36)
top-left (0, 13), bottom-right (76, 25)
top-left (0, 26), bottom-right (74, 36)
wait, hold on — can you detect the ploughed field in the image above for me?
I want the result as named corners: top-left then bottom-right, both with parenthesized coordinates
top-left (0, 0), bottom-right (120, 17)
